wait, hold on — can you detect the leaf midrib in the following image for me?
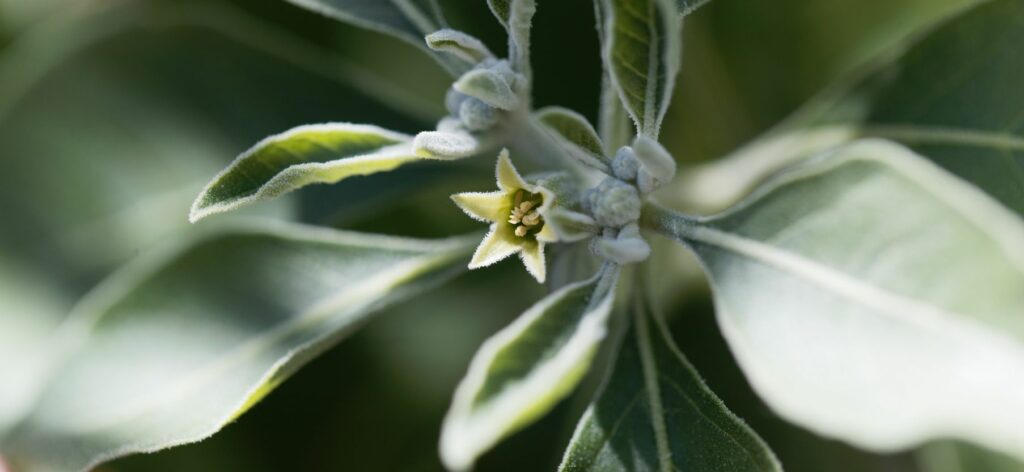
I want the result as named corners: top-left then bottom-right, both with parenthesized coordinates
top-left (684, 224), bottom-right (1017, 342)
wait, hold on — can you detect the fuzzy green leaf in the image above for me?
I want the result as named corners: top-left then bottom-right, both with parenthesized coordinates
top-left (190, 124), bottom-right (454, 222)
top-left (283, 0), bottom-right (466, 75)
top-left (440, 266), bottom-right (620, 471)
top-left (487, 0), bottom-right (536, 78)
top-left (598, 0), bottom-right (681, 138)
top-left (426, 29), bottom-right (494, 64)
top-left (453, 68), bottom-right (519, 111)
top-left (560, 298), bottom-right (780, 472)
top-left (0, 221), bottom-right (474, 471)
top-left (535, 107), bottom-right (610, 171)
top-left (650, 139), bottom-right (1024, 461)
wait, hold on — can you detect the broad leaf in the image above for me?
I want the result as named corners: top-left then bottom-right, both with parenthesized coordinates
top-left (190, 124), bottom-right (452, 222)
top-left (0, 221), bottom-right (475, 471)
top-left (598, 0), bottom-right (681, 138)
top-left (560, 296), bottom-right (780, 471)
top-left (679, 0), bottom-right (1024, 215)
top-left (440, 266), bottom-right (620, 471)
top-left (0, 257), bottom-right (69, 433)
top-left (648, 139), bottom-right (1024, 460)
top-left (0, 1), bottom-right (435, 279)
top-left (535, 106), bottom-right (611, 172)
top-left (283, 0), bottom-right (466, 75)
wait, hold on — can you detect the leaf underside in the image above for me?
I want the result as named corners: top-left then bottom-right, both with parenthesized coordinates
top-left (284, 0), bottom-right (467, 75)
top-left (657, 139), bottom-right (1024, 461)
top-left (0, 222), bottom-right (473, 472)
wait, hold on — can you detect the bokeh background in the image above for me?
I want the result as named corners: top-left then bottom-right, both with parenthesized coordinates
top-left (1, 0), bottom-right (1013, 470)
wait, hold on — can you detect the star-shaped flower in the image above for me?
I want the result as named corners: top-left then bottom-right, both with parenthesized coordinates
top-left (451, 149), bottom-right (557, 283)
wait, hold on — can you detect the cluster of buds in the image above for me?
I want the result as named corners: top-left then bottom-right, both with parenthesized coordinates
top-left (413, 30), bottom-right (529, 159)
top-left (544, 135), bottom-right (678, 266)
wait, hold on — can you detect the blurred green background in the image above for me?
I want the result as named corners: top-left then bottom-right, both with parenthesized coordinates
top-left (1, 0), bottom-right (1014, 470)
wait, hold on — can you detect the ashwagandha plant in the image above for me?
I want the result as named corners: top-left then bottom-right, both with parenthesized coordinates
top-left (1, 0), bottom-right (1023, 470)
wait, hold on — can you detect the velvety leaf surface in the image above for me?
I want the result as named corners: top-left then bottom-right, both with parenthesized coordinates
top-left (535, 106), bottom-right (611, 171)
top-left (0, 1), bottom-right (430, 283)
top-left (440, 266), bottom-right (620, 471)
top-left (560, 297), bottom-right (780, 472)
top-left (598, 0), bottom-right (681, 138)
top-left (283, 0), bottom-right (465, 74)
top-left (486, 0), bottom-right (535, 77)
top-left (650, 139), bottom-right (1024, 460)
top-left (0, 222), bottom-right (474, 472)
top-left (190, 124), bottom-right (446, 222)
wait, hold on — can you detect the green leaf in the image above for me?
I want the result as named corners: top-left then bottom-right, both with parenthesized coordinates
top-left (0, 221), bottom-right (475, 471)
top-left (918, 441), bottom-right (1024, 472)
top-left (487, 0), bottom-right (536, 78)
top-left (0, 1), bottom-right (440, 278)
top-left (560, 296), bottom-right (780, 472)
top-left (535, 107), bottom-right (610, 171)
top-left (675, 0), bottom-right (712, 15)
top-left (453, 68), bottom-right (520, 111)
top-left (190, 124), bottom-right (453, 223)
top-left (0, 257), bottom-right (69, 434)
top-left (598, 0), bottom-right (681, 138)
top-left (283, 0), bottom-right (466, 75)
top-left (440, 266), bottom-right (620, 471)
top-left (648, 139), bottom-right (1024, 461)
top-left (681, 0), bottom-right (1024, 216)
top-left (426, 29), bottom-right (494, 64)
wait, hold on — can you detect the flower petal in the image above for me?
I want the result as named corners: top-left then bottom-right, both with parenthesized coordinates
top-left (469, 226), bottom-right (520, 269)
top-left (495, 149), bottom-right (529, 191)
top-left (451, 191), bottom-right (508, 223)
top-left (519, 241), bottom-right (546, 283)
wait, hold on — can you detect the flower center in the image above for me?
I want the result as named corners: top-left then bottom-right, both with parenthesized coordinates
top-left (508, 190), bottom-right (544, 238)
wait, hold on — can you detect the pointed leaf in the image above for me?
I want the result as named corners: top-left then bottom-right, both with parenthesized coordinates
top-left (190, 124), bottom-right (451, 222)
top-left (598, 0), bottom-right (681, 138)
top-left (649, 139), bottom-right (1024, 461)
top-left (535, 107), bottom-right (610, 171)
top-left (453, 68), bottom-right (520, 111)
top-left (0, 221), bottom-right (474, 471)
top-left (487, 0), bottom-right (536, 78)
top-left (426, 29), bottom-right (494, 64)
top-left (283, 0), bottom-right (466, 75)
top-left (441, 266), bottom-right (620, 471)
top-left (560, 297), bottom-right (780, 471)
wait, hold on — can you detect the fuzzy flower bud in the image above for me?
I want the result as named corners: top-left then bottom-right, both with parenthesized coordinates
top-left (587, 178), bottom-right (642, 228)
top-left (611, 146), bottom-right (640, 181)
top-left (459, 97), bottom-right (500, 131)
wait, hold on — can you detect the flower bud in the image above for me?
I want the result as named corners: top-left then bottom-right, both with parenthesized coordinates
top-left (611, 146), bottom-right (640, 181)
top-left (459, 97), bottom-right (500, 131)
top-left (587, 178), bottom-right (641, 228)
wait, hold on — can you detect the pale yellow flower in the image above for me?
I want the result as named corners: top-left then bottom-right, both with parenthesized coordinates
top-left (451, 149), bottom-right (557, 282)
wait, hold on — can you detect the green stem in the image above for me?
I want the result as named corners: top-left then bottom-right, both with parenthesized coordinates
top-left (632, 281), bottom-right (672, 472)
